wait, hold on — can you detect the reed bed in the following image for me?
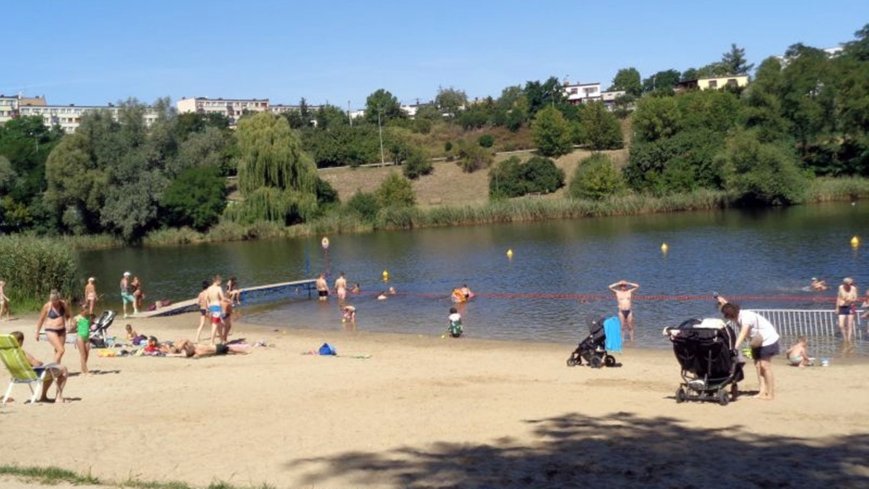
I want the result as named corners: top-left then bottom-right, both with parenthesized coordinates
top-left (0, 235), bottom-right (79, 309)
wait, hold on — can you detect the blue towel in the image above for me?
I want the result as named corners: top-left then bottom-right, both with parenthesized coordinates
top-left (603, 316), bottom-right (623, 353)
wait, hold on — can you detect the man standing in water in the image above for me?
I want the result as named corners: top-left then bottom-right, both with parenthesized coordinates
top-left (316, 273), bottom-right (329, 302)
top-left (120, 272), bottom-right (135, 318)
top-left (205, 275), bottom-right (225, 345)
top-left (608, 279), bottom-right (639, 342)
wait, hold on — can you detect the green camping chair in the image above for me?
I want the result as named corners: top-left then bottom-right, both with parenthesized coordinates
top-left (0, 334), bottom-right (56, 405)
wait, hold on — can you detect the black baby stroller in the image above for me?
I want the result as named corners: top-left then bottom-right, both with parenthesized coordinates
top-left (89, 310), bottom-right (116, 348)
top-left (664, 318), bottom-right (744, 406)
top-left (566, 316), bottom-right (618, 368)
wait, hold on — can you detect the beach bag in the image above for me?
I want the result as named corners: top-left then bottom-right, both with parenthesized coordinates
top-left (318, 343), bottom-right (337, 356)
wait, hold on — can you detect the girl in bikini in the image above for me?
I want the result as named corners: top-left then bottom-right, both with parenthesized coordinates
top-left (35, 290), bottom-right (71, 364)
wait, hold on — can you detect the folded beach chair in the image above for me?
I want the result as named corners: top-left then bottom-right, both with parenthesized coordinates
top-left (0, 334), bottom-right (57, 406)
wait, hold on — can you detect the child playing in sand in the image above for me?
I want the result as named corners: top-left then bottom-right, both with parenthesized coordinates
top-left (125, 324), bottom-right (147, 345)
top-left (70, 306), bottom-right (91, 374)
top-left (447, 307), bottom-right (463, 338)
top-left (786, 336), bottom-right (813, 367)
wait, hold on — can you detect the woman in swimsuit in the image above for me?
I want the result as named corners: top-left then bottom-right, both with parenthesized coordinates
top-left (35, 290), bottom-right (71, 364)
top-left (84, 277), bottom-right (97, 319)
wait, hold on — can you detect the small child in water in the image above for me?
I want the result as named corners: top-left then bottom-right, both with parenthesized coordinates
top-left (447, 307), bottom-right (463, 338)
top-left (786, 336), bottom-right (813, 367)
top-left (342, 305), bottom-right (356, 324)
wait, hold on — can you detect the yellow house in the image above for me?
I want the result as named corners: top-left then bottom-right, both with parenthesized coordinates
top-left (676, 75), bottom-right (749, 91)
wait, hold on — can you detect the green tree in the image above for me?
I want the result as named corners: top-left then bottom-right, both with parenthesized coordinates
top-left (345, 190), bottom-right (381, 222)
top-left (569, 153), bottom-right (626, 200)
top-left (780, 44), bottom-right (836, 160)
top-left (171, 126), bottom-right (233, 176)
top-left (642, 69), bottom-right (681, 93)
top-left (532, 105), bottom-right (573, 157)
top-left (721, 43), bottom-right (754, 75)
top-left (717, 129), bottom-right (807, 205)
top-left (578, 102), bottom-right (623, 150)
top-left (435, 86), bottom-right (468, 119)
top-left (609, 67), bottom-right (642, 97)
top-left (231, 112), bottom-right (319, 224)
top-left (524, 77), bottom-right (566, 117)
top-left (314, 104), bottom-right (350, 130)
top-left (161, 165), bottom-right (226, 230)
top-left (632, 96), bottom-right (681, 142)
top-left (488, 156), bottom-right (564, 199)
top-left (365, 89), bottom-right (404, 124)
top-left (376, 172), bottom-right (415, 207)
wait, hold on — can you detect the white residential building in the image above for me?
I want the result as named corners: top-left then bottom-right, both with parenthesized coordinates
top-left (176, 97), bottom-right (269, 125)
top-left (17, 104), bottom-right (160, 133)
top-left (563, 82), bottom-right (602, 105)
top-left (0, 94), bottom-right (47, 124)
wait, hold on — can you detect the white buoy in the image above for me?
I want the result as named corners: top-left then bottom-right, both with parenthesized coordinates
top-left (506, 249), bottom-right (513, 259)
top-left (661, 242), bottom-right (669, 253)
top-left (321, 237), bottom-right (330, 250)
top-left (851, 236), bottom-right (860, 248)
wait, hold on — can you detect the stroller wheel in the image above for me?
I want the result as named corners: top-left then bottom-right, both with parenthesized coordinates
top-left (590, 356), bottom-right (603, 369)
top-left (604, 355), bottom-right (616, 367)
top-left (566, 357), bottom-right (579, 367)
top-left (717, 389), bottom-right (730, 406)
top-left (675, 387), bottom-right (687, 403)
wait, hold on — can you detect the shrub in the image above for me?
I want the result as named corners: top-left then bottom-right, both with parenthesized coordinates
top-left (0, 236), bottom-right (78, 309)
top-left (569, 153), bottom-right (627, 200)
top-left (345, 191), bottom-right (381, 222)
top-left (376, 172), bottom-right (416, 207)
top-left (456, 140), bottom-right (494, 173)
top-left (717, 129), bottom-right (808, 205)
top-left (579, 102), bottom-right (623, 150)
top-left (489, 156), bottom-right (565, 199)
top-left (444, 141), bottom-right (453, 152)
top-left (403, 147), bottom-right (433, 179)
top-left (478, 134), bottom-right (495, 148)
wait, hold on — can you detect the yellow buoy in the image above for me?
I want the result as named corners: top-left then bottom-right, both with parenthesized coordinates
top-left (851, 236), bottom-right (860, 248)
top-left (506, 249), bottom-right (513, 259)
top-left (661, 242), bottom-right (669, 253)
top-left (382, 270), bottom-right (389, 281)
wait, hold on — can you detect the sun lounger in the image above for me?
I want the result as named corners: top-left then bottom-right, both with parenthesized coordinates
top-left (0, 334), bottom-right (59, 405)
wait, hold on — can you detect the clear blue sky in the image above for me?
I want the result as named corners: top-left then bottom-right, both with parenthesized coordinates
top-left (2, 1), bottom-right (865, 108)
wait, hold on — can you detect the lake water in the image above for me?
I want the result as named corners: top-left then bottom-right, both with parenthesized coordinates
top-left (78, 202), bottom-right (869, 356)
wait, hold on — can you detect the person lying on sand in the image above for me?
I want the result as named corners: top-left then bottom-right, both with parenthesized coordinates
top-left (9, 331), bottom-right (69, 403)
top-left (162, 338), bottom-right (251, 358)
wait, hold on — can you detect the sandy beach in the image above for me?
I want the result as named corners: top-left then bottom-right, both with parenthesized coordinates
top-left (1, 312), bottom-right (867, 489)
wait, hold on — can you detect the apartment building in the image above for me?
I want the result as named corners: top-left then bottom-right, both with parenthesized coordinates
top-left (176, 97), bottom-right (269, 125)
top-left (0, 93), bottom-right (47, 124)
top-left (17, 104), bottom-right (160, 133)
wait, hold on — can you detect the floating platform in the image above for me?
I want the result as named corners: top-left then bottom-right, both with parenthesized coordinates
top-left (135, 278), bottom-right (318, 318)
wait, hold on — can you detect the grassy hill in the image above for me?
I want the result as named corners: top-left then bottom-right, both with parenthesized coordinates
top-left (319, 147), bottom-right (630, 208)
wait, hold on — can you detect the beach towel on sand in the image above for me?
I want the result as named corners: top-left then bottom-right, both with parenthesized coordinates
top-left (603, 316), bottom-right (623, 353)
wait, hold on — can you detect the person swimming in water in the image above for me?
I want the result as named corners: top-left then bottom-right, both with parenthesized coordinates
top-left (810, 277), bottom-right (828, 291)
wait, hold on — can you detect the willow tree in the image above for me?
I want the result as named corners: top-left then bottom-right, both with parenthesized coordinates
top-left (232, 112), bottom-right (319, 223)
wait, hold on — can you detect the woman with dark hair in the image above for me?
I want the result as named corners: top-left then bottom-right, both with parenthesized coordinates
top-left (717, 295), bottom-right (780, 400)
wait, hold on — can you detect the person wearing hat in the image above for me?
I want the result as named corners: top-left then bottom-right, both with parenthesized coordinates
top-left (836, 277), bottom-right (858, 342)
top-left (84, 277), bottom-right (98, 320)
top-left (120, 272), bottom-right (135, 318)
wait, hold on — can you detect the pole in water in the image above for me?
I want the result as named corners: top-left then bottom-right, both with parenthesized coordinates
top-left (506, 249), bottom-right (513, 259)
top-left (661, 242), bottom-right (669, 254)
top-left (382, 270), bottom-right (389, 281)
top-left (851, 236), bottom-right (860, 248)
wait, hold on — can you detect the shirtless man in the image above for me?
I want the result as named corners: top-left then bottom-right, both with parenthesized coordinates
top-left (316, 273), bottom-right (329, 301)
top-left (608, 280), bottom-right (639, 342)
top-left (120, 272), bottom-right (135, 318)
top-left (9, 331), bottom-right (69, 403)
top-left (84, 277), bottom-right (97, 319)
top-left (836, 277), bottom-right (858, 342)
top-left (810, 277), bottom-right (828, 291)
top-left (194, 280), bottom-right (210, 342)
top-left (334, 272), bottom-right (348, 302)
top-left (205, 275), bottom-right (225, 345)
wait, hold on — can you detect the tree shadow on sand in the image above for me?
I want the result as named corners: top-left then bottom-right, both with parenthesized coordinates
top-left (286, 411), bottom-right (868, 488)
